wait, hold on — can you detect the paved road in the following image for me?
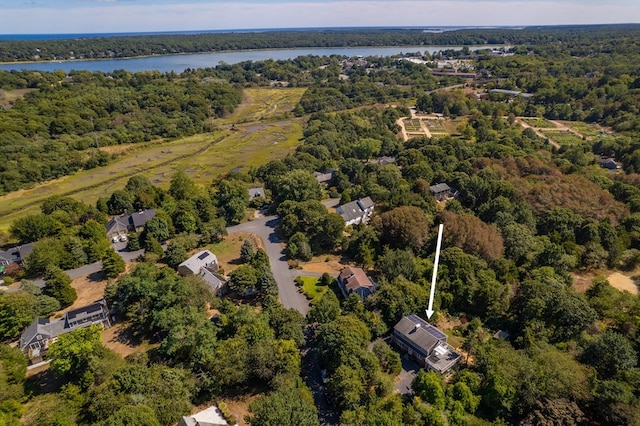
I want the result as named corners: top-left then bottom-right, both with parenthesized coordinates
top-left (2, 245), bottom-right (145, 293)
top-left (228, 215), bottom-right (311, 315)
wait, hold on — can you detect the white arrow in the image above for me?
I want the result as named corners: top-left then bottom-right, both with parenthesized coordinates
top-left (426, 223), bottom-right (444, 319)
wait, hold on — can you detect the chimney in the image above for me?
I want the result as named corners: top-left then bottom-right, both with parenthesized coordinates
top-left (414, 323), bottom-right (421, 332)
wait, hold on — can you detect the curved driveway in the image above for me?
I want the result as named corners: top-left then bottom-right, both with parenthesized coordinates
top-left (227, 215), bottom-right (311, 315)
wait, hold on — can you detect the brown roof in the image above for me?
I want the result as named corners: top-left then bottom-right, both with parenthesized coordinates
top-left (339, 267), bottom-right (374, 293)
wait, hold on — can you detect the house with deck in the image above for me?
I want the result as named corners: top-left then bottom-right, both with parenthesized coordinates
top-left (429, 183), bottom-right (456, 202)
top-left (19, 299), bottom-right (112, 363)
top-left (392, 315), bottom-right (461, 374)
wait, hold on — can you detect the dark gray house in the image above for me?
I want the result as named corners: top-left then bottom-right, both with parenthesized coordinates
top-left (20, 299), bottom-right (112, 362)
top-left (429, 183), bottom-right (456, 202)
top-left (105, 209), bottom-right (156, 239)
top-left (392, 315), bottom-right (461, 374)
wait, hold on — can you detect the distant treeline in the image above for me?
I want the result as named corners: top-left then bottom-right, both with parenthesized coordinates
top-left (1, 24), bottom-right (639, 62)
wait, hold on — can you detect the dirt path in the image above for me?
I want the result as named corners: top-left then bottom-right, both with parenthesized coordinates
top-left (516, 118), bottom-right (560, 149)
top-left (419, 118), bottom-right (433, 138)
top-left (396, 117), bottom-right (409, 141)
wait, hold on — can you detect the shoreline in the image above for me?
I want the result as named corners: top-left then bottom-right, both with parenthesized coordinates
top-left (0, 44), bottom-right (502, 66)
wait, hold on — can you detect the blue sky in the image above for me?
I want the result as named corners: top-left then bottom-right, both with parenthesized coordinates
top-left (1, 0), bottom-right (638, 34)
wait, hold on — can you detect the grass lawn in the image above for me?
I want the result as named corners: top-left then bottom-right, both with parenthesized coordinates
top-left (558, 121), bottom-right (602, 138)
top-left (522, 117), bottom-right (555, 128)
top-left (442, 117), bottom-right (465, 135)
top-left (209, 232), bottom-right (264, 274)
top-left (0, 88), bottom-right (306, 231)
top-left (296, 275), bottom-right (329, 304)
top-left (540, 130), bottom-right (586, 146)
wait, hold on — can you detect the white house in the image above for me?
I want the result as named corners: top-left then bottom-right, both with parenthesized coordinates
top-left (336, 197), bottom-right (375, 226)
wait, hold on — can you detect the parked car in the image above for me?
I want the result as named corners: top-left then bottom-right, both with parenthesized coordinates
top-left (111, 236), bottom-right (119, 243)
top-left (119, 235), bottom-right (128, 242)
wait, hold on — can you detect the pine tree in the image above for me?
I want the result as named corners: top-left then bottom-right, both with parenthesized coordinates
top-left (102, 248), bottom-right (125, 279)
top-left (43, 266), bottom-right (77, 307)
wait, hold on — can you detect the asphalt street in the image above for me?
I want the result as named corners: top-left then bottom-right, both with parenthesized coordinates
top-left (228, 215), bottom-right (312, 315)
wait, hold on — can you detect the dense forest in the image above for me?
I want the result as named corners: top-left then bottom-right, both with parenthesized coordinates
top-left (1, 25), bottom-right (639, 62)
top-left (1, 25), bottom-right (640, 426)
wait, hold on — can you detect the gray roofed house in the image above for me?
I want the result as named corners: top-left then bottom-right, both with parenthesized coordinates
top-left (336, 196), bottom-right (375, 226)
top-left (0, 243), bottom-right (34, 267)
top-left (178, 250), bottom-right (225, 293)
top-left (105, 209), bottom-right (156, 238)
top-left (105, 216), bottom-right (130, 239)
top-left (178, 250), bottom-right (219, 276)
top-left (0, 247), bottom-right (21, 266)
top-left (248, 187), bottom-right (266, 199)
top-left (313, 171), bottom-right (334, 184)
top-left (597, 156), bottom-right (621, 170)
top-left (392, 315), bottom-right (461, 374)
top-left (129, 208), bottom-right (156, 230)
top-left (20, 299), bottom-right (111, 362)
top-left (429, 183), bottom-right (456, 202)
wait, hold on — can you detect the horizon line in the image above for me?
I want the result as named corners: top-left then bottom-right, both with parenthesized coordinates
top-left (1, 23), bottom-right (638, 38)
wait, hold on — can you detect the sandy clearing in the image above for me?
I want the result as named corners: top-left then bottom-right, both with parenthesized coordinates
top-left (298, 255), bottom-right (345, 275)
top-left (50, 272), bottom-right (107, 319)
top-left (607, 272), bottom-right (639, 295)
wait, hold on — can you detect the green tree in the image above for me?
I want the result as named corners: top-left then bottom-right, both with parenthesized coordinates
top-left (287, 232), bottom-right (313, 261)
top-left (97, 405), bottom-right (161, 426)
top-left (165, 239), bottom-right (189, 269)
top-left (169, 169), bottom-right (197, 201)
top-left (0, 344), bottom-right (27, 415)
top-left (48, 325), bottom-right (104, 379)
top-left (43, 266), bottom-right (77, 307)
top-left (581, 330), bottom-right (638, 378)
top-left (216, 179), bottom-right (250, 224)
top-left (102, 248), bottom-right (125, 279)
top-left (307, 290), bottom-right (340, 324)
top-left (240, 239), bottom-right (255, 263)
top-left (9, 213), bottom-right (62, 243)
top-left (272, 169), bottom-right (323, 205)
top-left (107, 190), bottom-right (134, 216)
top-left (413, 370), bottom-right (446, 410)
top-left (0, 291), bottom-right (37, 340)
top-left (247, 386), bottom-right (320, 426)
top-left (229, 264), bottom-right (259, 294)
top-left (142, 215), bottom-right (171, 243)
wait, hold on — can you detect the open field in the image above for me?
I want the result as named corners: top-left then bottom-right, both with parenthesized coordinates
top-left (540, 129), bottom-right (585, 146)
top-left (0, 88), bottom-right (36, 108)
top-left (219, 87), bottom-right (306, 124)
top-left (442, 117), bottom-right (465, 135)
top-left (557, 120), bottom-right (606, 138)
top-left (0, 88), bottom-right (306, 231)
top-left (522, 117), bottom-right (555, 128)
